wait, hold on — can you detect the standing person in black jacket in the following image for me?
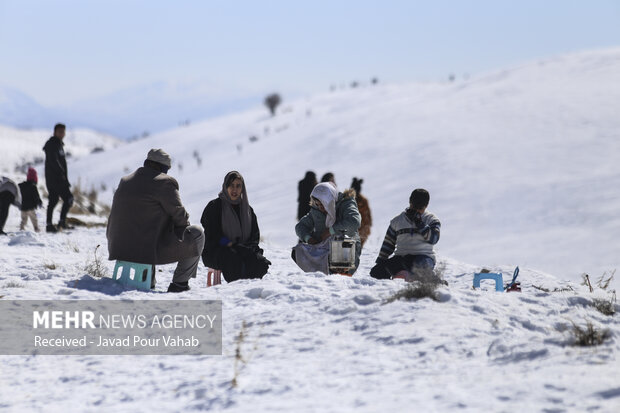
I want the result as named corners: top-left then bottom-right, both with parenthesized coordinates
top-left (18, 167), bottom-right (43, 232)
top-left (200, 171), bottom-right (270, 283)
top-left (297, 171), bottom-right (317, 220)
top-left (43, 123), bottom-right (74, 232)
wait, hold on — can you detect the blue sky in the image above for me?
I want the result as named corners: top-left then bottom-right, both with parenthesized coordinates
top-left (1, 0), bottom-right (620, 105)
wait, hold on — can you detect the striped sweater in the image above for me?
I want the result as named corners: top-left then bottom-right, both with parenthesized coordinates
top-left (378, 209), bottom-right (440, 262)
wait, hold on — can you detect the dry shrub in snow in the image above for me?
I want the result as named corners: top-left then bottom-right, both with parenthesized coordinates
top-left (593, 294), bottom-right (616, 316)
top-left (385, 282), bottom-right (440, 303)
top-left (596, 270), bottom-right (615, 290)
top-left (84, 245), bottom-right (107, 278)
top-left (231, 321), bottom-right (258, 389)
top-left (385, 265), bottom-right (447, 303)
top-left (572, 321), bottom-right (610, 346)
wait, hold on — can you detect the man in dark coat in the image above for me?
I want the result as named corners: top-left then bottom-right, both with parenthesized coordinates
top-left (43, 123), bottom-right (73, 232)
top-left (297, 171), bottom-right (317, 220)
top-left (107, 149), bottom-right (205, 292)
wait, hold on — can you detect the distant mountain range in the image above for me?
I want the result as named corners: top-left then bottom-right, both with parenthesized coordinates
top-left (0, 80), bottom-right (273, 139)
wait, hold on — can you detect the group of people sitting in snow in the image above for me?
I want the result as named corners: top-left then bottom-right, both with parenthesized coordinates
top-left (105, 148), bottom-right (441, 292)
top-left (1, 130), bottom-right (442, 292)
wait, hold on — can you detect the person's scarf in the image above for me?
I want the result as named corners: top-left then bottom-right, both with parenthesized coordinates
top-left (310, 182), bottom-right (338, 228)
top-left (218, 171), bottom-right (252, 244)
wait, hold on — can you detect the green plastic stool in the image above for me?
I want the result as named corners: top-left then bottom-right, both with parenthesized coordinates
top-left (112, 261), bottom-right (153, 291)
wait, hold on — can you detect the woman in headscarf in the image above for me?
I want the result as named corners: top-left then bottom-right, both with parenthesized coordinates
top-left (201, 171), bottom-right (270, 282)
top-left (294, 182), bottom-right (362, 275)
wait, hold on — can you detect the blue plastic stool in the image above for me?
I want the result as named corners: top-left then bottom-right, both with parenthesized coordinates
top-left (473, 272), bottom-right (504, 292)
top-left (112, 261), bottom-right (153, 291)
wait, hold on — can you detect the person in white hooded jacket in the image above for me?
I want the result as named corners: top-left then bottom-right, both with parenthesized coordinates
top-left (294, 182), bottom-right (362, 274)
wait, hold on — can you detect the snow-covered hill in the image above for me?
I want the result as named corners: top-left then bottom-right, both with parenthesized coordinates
top-left (1, 48), bottom-right (619, 412)
top-left (70, 47), bottom-right (620, 286)
top-left (0, 124), bottom-right (122, 174)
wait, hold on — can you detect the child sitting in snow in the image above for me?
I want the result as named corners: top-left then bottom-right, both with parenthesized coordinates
top-left (18, 168), bottom-right (43, 232)
top-left (370, 188), bottom-right (441, 281)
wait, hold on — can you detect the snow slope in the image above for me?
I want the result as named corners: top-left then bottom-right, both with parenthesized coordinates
top-left (70, 47), bottom-right (620, 286)
top-left (0, 48), bottom-right (619, 412)
top-left (0, 125), bottom-right (122, 174)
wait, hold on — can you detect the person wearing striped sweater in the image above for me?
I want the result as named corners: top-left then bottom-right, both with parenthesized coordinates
top-left (370, 188), bottom-right (440, 279)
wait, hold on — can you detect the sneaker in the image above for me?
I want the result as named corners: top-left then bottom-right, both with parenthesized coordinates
top-left (46, 224), bottom-right (58, 233)
top-left (167, 282), bottom-right (190, 293)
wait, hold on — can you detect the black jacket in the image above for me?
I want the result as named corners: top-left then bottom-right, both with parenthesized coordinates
top-left (18, 181), bottom-right (42, 211)
top-left (297, 178), bottom-right (316, 220)
top-left (200, 198), bottom-right (261, 269)
top-left (43, 136), bottom-right (69, 191)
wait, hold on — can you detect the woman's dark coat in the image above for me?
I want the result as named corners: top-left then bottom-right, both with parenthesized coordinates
top-left (200, 198), bottom-right (269, 282)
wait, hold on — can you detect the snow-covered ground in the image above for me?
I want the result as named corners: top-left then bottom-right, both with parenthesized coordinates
top-left (1, 48), bottom-right (619, 412)
top-left (0, 124), bottom-right (122, 174)
top-left (0, 226), bottom-right (618, 412)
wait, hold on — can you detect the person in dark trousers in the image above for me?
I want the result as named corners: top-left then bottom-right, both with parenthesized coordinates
top-left (0, 177), bottom-right (22, 235)
top-left (297, 171), bottom-right (317, 220)
top-left (18, 167), bottom-right (43, 232)
top-left (321, 172), bottom-right (336, 186)
top-left (351, 177), bottom-right (372, 248)
top-left (107, 149), bottom-right (205, 292)
top-left (370, 188), bottom-right (441, 280)
top-left (201, 171), bottom-right (271, 283)
top-left (43, 123), bottom-right (74, 232)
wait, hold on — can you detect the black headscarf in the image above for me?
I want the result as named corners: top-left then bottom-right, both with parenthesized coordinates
top-left (218, 171), bottom-right (252, 243)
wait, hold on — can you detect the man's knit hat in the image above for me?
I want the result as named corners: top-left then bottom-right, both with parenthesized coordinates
top-left (146, 148), bottom-right (171, 168)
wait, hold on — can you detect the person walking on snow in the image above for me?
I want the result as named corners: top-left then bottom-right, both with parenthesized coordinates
top-left (370, 188), bottom-right (441, 280)
top-left (18, 167), bottom-right (43, 232)
top-left (43, 123), bottom-right (73, 232)
top-left (351, 177), bottom-right (372, 248)
top-left (0, 176), bottom-right (21, 235)
top-left (106, 149), bottom-right (205, 292)
top-left (200, 171), bottom-right (271, 283)
top-left (294, 182), bottom-right (362, 275)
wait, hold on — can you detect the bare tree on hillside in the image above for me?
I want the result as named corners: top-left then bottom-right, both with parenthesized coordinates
top-left (264, 93), bottom-right (282, 116)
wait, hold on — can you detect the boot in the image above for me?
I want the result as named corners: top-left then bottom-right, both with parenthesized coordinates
top-left (167, 281), bottom-right (190, 293)
top-left (46, 224), bottom-right (58, 233)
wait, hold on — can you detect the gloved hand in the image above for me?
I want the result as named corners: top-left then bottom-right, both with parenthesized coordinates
top-left (219, 236), bottom-right (232, 247)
